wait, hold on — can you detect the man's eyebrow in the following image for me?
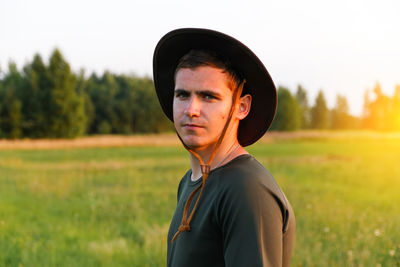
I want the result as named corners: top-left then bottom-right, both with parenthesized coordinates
top-left (174, 88), bottom-right (189, 93)
top-left (174, 88), bottom-right (223, 98)
top-left (196, 90), bottom-right (222, 98)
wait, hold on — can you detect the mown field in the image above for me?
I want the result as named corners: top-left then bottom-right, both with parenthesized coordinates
top-left (0, 132), bottom-right (399, 266)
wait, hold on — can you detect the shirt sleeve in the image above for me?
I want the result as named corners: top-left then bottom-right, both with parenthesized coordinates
top-left (216, 178), bottom-right (285, 267)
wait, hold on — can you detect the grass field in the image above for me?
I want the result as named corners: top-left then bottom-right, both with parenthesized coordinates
top-left (0, 132), bottom-right (399, 266)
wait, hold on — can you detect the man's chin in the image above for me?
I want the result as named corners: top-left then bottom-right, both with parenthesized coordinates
top-left (179, 137), bottom-right (208, 150)
top-left (181, 140), bottom-right (203, 149)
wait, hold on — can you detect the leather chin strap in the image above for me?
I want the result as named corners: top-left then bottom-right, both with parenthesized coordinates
top-left (172, 80), bottom-right (245, 242)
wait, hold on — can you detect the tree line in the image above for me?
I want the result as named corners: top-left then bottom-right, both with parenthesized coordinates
top-left (270, 84), bottom-right (400, 132)
top-left (0, 49), bottom-right (399, 139)
top-left (0, 49), bottom-right (172, 139)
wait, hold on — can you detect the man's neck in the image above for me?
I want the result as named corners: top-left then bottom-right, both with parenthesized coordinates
top-left (189, 140), bottom-right (248, 181)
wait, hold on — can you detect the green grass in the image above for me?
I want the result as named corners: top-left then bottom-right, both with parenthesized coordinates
top-left (1, 134), bottom-right (399, 266)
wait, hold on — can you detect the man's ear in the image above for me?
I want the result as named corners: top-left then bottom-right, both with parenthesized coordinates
top-left (236, 94), bottom-right (252, 120)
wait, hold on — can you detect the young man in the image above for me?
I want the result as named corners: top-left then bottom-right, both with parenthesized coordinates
top-left (153, 28), bottom-right (295, 267)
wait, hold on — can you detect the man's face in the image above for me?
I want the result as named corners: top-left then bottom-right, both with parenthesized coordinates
top-left (173, 66), bottom-right (234, 150)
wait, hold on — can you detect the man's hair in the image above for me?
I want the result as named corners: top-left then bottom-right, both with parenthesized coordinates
top-left (174, 49), bottom-right (244, 91)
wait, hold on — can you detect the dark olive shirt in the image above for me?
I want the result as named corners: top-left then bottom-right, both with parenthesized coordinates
top-left (167, 154), bottom-right (295, 267)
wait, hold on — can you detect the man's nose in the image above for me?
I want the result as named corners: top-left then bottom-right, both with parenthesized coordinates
top-left (184, 96), bottom-right (201, 117)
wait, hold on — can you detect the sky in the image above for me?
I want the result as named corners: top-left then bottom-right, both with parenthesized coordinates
top-left (1, 0), bottom-right (399, 116)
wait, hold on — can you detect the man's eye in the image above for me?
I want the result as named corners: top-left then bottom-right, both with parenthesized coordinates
top-left (175, 92), bottom-right (189, 98)
top-left (203, 94), bottom-right (216, 100)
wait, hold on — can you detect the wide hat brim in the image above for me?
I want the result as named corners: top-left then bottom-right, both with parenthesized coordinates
top-left (153, 28), bottom-right (277, 147)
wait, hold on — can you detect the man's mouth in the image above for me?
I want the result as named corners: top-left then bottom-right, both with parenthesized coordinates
top-left (182, 123), bottom-right (204, 130)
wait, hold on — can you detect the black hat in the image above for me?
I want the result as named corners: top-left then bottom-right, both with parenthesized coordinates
top-left (153, 28), bottom-right (277, 146)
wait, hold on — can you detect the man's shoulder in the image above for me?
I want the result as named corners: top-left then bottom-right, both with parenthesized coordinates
top-left (214, 154), bottom-right (292, 231)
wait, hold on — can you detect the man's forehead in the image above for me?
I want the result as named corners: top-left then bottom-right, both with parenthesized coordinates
top-left (175, 66), bottom-right (232, 91)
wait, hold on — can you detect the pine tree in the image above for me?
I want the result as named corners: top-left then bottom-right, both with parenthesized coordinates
top-left (0, 62), bottom-right (24, 138)
top-left (270, 86), bottom-right (301, 131)
top-left (132, 76), bottom-right (173, 133)
top-left (331, 94), bottom-right (350, 129)
top-left (390, 85), bottom-right (400, 130)
top-left (85, 71), bottom-right (119, 134)
top-left (8, 99), bottom-right (22, 138)
top-left (361, 90), bottom-right (371, 129)
top-left (367, 83), bottom-right (391, 131)
top-left (114, 74), bottom-right (136, 134)
top-left (310, 90), bottom-right (329, 129)
top-left (295, 85), bottom-right (310, 129)
top-left (22, 54), bottom-right (49, 137)
top-left (46, 49), bottom-right (86, 138)
top-left (76, 69), bottom-right (94, 134)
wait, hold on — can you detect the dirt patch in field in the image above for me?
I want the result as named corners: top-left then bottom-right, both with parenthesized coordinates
top-left (259, 130), bottom-right (400, 143)
top-left (0, 134), bottom-right (181, 150)
top-left (1, 131), bottom-right (400, 150)
top-left (259, 155), bottom-right (358, 165)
